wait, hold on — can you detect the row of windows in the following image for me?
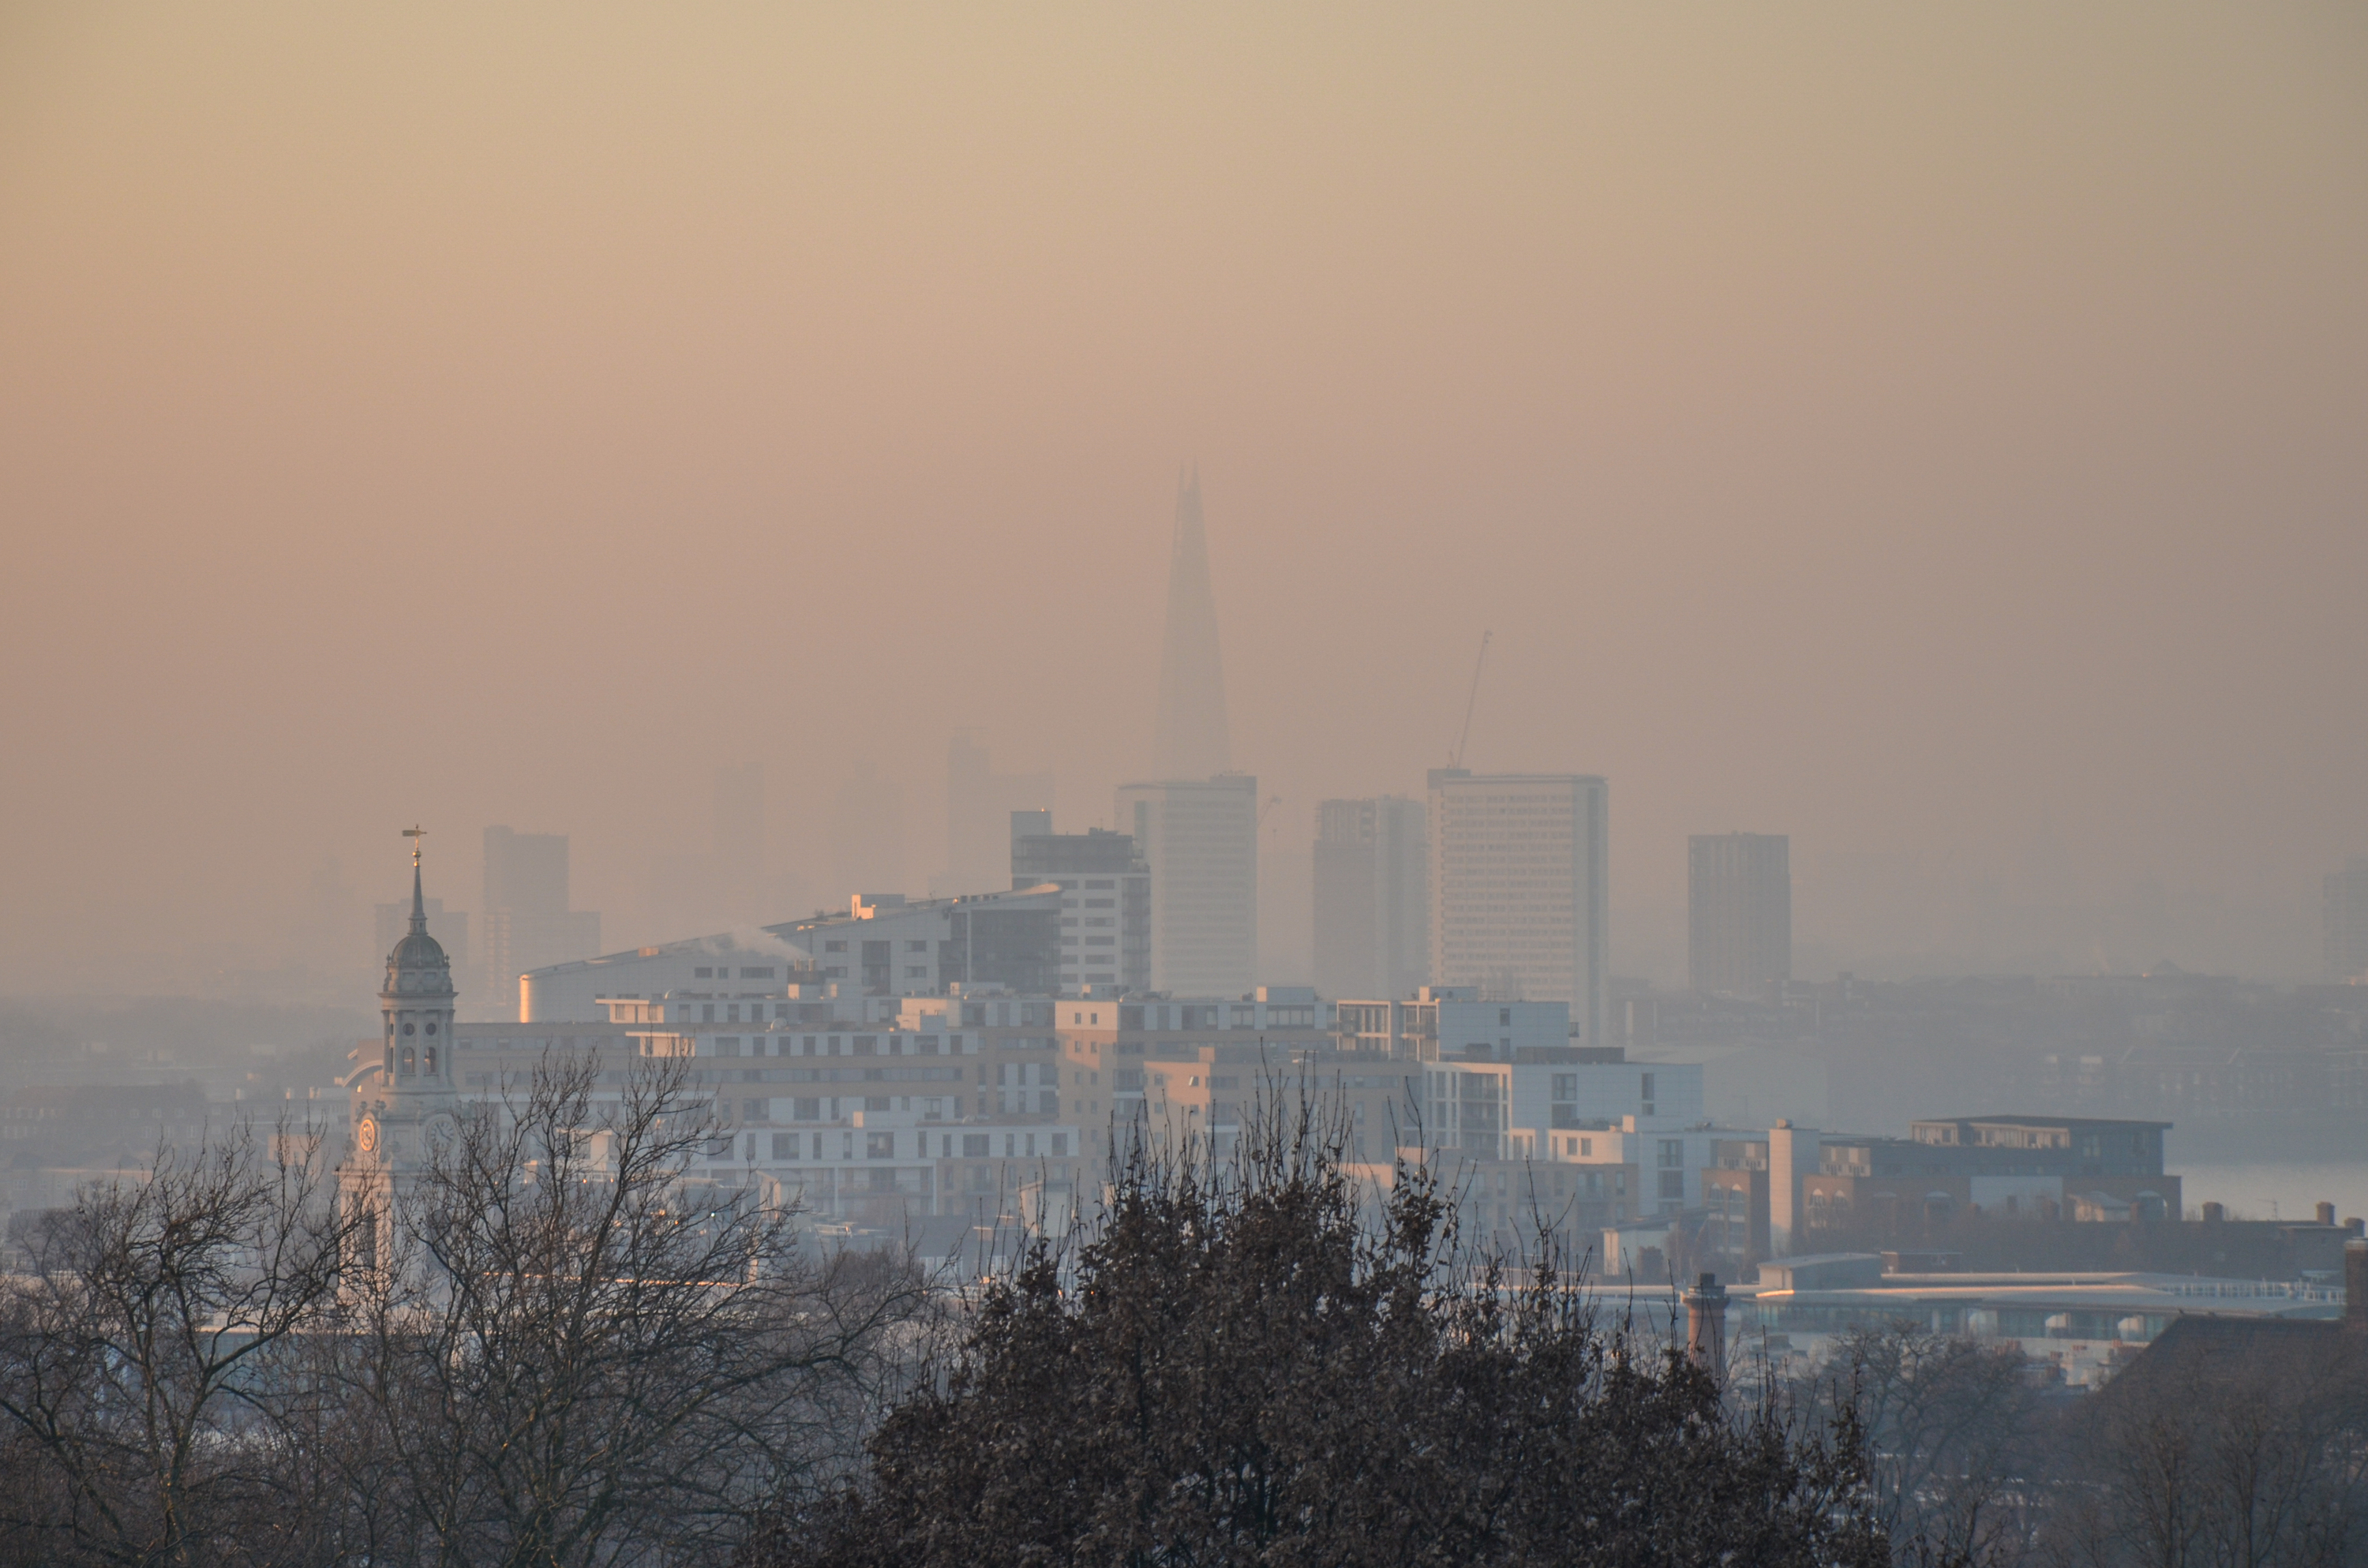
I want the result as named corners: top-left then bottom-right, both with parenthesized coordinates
top-left (1549, 1072), bottom-right (1654, 1099)
top-left (696, 1032), bottom-right (1055, 1058)
top-left (723, 1130), bottom-right (1077, 1162)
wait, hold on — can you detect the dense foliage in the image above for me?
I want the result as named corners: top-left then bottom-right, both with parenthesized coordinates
top-left (753, 1116), bottom-right (1891, 1568)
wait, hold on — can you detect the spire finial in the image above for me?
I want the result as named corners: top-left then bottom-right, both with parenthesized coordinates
top-left (402, 826), bottom-right (427, 931)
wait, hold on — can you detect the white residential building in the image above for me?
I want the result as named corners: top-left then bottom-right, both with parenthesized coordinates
top-left (518, 886), bottom-right (1064, 1022)
top-left (1428, 769), bottom-right (1609, 1046)
top-left (1010, 821), bottom-right (1152, 994)
top-left (1510, 1058), bottom-right (1704, 1137)
top-left (1336, 989), bottom-right (1572, 1062)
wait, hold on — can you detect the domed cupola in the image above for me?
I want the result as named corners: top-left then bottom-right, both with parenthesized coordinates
top-left (384, 851), bottom-right (455, 1001)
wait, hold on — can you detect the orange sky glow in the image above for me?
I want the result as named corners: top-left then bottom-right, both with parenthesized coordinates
top-left (2, 3), bottom-right (2362, 993)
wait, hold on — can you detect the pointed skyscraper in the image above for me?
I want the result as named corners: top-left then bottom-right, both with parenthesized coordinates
top-left (1152, 463), bottom-right (1233, 780)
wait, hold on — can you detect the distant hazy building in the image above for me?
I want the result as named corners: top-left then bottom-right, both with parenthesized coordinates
top-left (1152, 466), bottom-right (1233, 782)
top-left (2327, 856), bottom-right (2368, 982)
top-left (1012, 822), bottom-right (1151, 994)
top-left (830, 762), bottom-right (906, 897)
top-left (712, 762), bottom-right (766, 919)
top-left (519, 885), bottom-right (1064, 1022)
top-left (1313, 797), bottom-right (1428, 1001)
top-left (940, 732), bottom-right (1053, 896)
top-left (481, 825), bottom-right (601, 1011)
top-left (1428, 769), bottom-right (1609, 1045)
top-left (1688, 833), bottom-right (1792, 995)
top-left (1117, 776), bottom-right (1258, 996)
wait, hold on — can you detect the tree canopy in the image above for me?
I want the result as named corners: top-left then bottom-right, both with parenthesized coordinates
top-left (754, 1114), bottom-right (1890, 1568)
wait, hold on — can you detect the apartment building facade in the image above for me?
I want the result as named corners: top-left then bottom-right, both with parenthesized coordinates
top-left (1428, 769), bottom-right (1609, 1046)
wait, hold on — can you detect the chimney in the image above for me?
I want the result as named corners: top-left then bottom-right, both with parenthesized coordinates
top-left (2316, 1201), bottom-right (2336, 1227)
top-left (2347, 1241), bottom-right (2367, 1337)
top-left (1684, 1272), bottom-right (1730, 1376)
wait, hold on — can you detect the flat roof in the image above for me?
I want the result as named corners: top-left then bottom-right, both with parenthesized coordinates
top-left (1739, 1270), bottom-right (2341, 1319)
top-left (1913, 1114), bottom-right (2174, 1131)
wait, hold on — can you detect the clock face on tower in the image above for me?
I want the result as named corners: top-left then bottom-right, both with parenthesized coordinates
top-left (356, 1114), bottom-right (380, 1156)
top-left (425, 1113), bottom-right (458, 1151)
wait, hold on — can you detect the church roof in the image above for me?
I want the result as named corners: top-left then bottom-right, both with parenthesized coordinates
top-left (384, 854), bottom-right (455, 998)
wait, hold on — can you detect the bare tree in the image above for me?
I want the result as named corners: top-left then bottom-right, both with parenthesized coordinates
top-left (2043, 1326), bottom-right (2368, 1568)
top-left (1809, 1322), bottom-right (2052, 1567)
top-left (335, 1050), bottom-right (924, 1568)
top-left (0, 1122), bottom-right (355, 1568)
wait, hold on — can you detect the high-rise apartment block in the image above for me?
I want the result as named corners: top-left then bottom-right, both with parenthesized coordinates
top-left (1313, 796), bottom-right (1428, 1001)
top-left (1116, 776), bottom-right (1258, 996)
top-left (1012, 821), bottom-right (1152, 994)
top-left (1427, 770), bottom-right (1609, 1045)
top-left (481, 825), bottom-right (601, 1011)
top-left (1688, 833), bottom-right (1792, 995)
top-left (2328, 856), bottom-right (2368, 982)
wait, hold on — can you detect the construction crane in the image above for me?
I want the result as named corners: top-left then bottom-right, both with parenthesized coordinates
top-left (1449, 631), bottom-right (1492, 768)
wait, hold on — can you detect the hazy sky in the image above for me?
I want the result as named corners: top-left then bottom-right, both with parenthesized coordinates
top-left (2, 3), bottom-right (2362, 993)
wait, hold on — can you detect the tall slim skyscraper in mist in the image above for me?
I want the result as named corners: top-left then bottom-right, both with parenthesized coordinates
top-left (2326, 855), bottom-right (2368, 982)
top-left (1428, 769), bottom-right (1608, 1044)
top-left (1117, 775), bottom-right (1257, 995)
top-left (1688, 833), bottom-right (1792, 995)
top-left (1313, 797), bottom-right (1428, 1001)
top-left (1152, 466), bottom-right (1232, 781)
top-left (481, 825), bottom-right (601, 1012)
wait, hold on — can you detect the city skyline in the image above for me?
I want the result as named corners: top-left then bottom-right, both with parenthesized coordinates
top-left (1, 13), bottom-right (2362, 1562)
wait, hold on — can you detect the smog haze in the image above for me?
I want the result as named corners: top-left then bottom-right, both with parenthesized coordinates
top-left (2, 2), bottom-right (2363, 995)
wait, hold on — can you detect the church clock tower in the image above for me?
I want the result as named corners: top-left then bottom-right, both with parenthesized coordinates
top-left (346, 828), bottom-right (461, 1263)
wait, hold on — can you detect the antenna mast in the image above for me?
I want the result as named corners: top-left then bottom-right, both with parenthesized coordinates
top-left (1450, 631), bottom-right (1492, 768)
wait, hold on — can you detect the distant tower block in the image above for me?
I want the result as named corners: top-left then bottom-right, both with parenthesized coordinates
top-left (1313, 797), bottom-right (1428, 1001)
top-left (1688, 833), bottom-right (1791, 995)
top-left (482, 825), bottom-right (601, 1016)
top-left (1117, 775), bottom-right (1258, 996)
top-left (1152, 464), bottom-right (1233, 781)
top-left (941, 732), bottom-right (1053, 897)
top-left (1428, 770), bottom-right (1609, 1046)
